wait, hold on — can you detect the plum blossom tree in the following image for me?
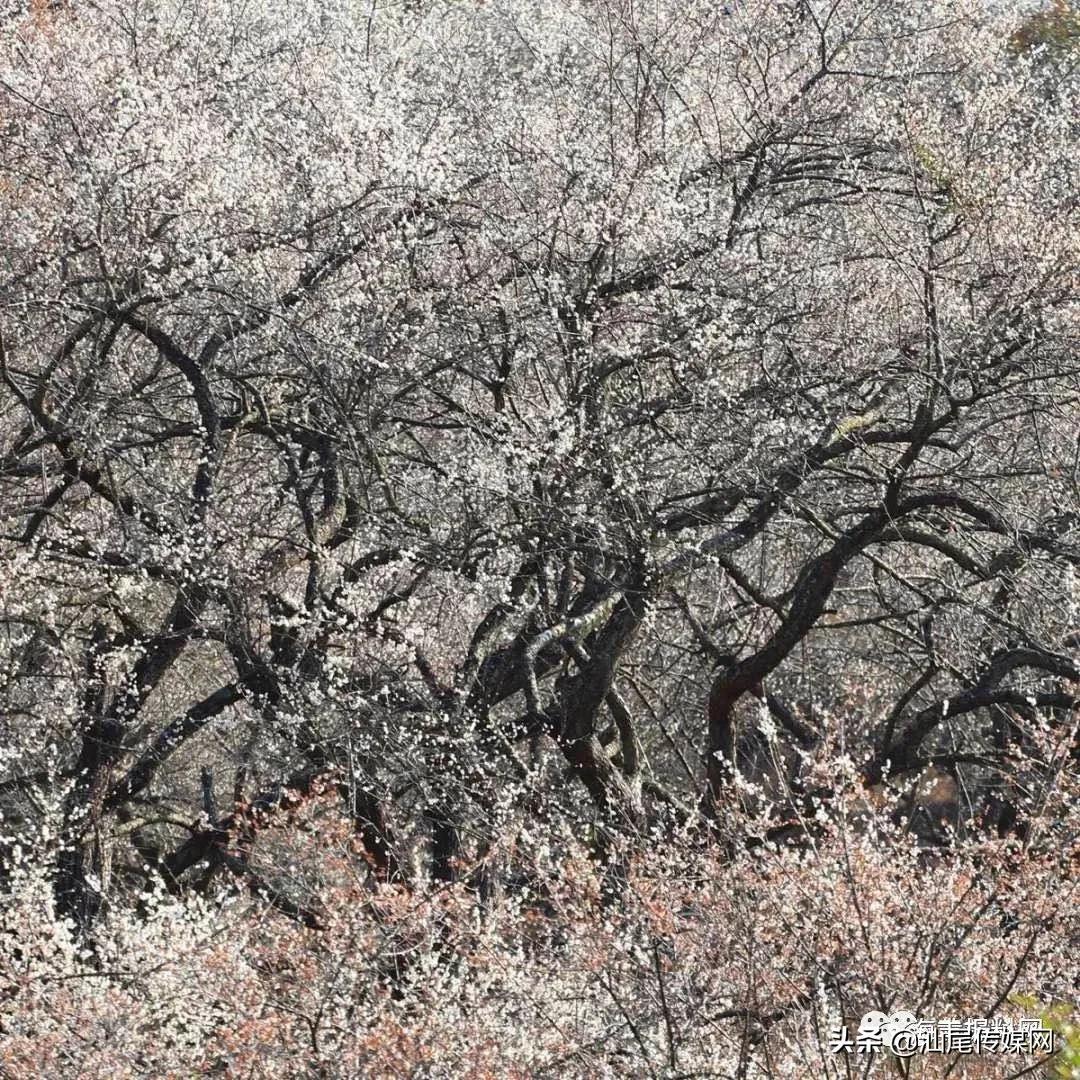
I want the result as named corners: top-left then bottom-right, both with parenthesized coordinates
top-left (0, 0), bottom-right (1078, 1072)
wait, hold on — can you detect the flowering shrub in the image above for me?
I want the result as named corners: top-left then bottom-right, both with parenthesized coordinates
top-left (1, 780), bottom-right (1077, 1078)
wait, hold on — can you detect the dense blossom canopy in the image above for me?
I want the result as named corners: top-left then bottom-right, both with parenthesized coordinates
top-left (0, 0), bottom-right (1077, 1074)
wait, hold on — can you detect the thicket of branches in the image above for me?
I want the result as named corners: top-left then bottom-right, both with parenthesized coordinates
top-left (0, 0), bottom-right (1077, 1074)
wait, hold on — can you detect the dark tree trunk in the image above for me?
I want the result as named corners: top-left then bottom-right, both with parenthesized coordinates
top-left (54, 623), bottom-right (126, 936)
